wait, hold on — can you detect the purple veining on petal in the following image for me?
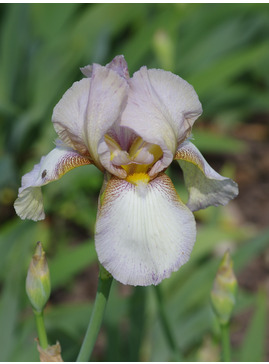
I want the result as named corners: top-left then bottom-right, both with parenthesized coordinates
top-left (95, 173), bottom-right (196, 286)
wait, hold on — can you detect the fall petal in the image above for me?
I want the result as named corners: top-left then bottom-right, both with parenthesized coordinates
top-left (14, 147), bottom-right (91, 221)
top-left (175, 141), bottom-right (238, 211)
top-left (95, 173), bottom-right (196, 286)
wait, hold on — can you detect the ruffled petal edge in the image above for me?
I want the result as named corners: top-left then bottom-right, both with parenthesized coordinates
top-left (95, 173), bottom-right (196, 286)
top-left (175, 141), bottom-right (238, 211)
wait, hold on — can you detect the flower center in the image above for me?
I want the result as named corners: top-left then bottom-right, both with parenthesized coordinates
top-left (105, 134), bottom-right (163, 184)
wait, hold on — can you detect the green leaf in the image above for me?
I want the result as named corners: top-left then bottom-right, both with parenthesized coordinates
top-left (151, 229), bottom-right (269, 360)
top-left (30, 4), bottom-right (80, 40)
top-left (0, 269), bottom-right (21, 360)
top-left (127, 287), bottom-right (147, 361)
top-left (239, 290), bottom-right (267, 362)
top-left (49, 241), bottom-right (97, 290)
top-left (45, 302), bottom-right (93, 339)
top-left (120, 5), bottom-right (190, 73)
top-left (0, 4), bottom-right (29, 115)
top-left (192, 130), bottom-right (246, 154)
top-left (190, 41), bottom-right (269, 98)
top-left (0, 220), bottom-right (38, 360)
top-left (234, 229), bottom-right (269, 272)
top-left (16, 302), bottom-right (93, 361)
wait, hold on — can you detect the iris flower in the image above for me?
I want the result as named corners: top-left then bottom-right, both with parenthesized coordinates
top-left (14, 56), bottom-right (238, 286)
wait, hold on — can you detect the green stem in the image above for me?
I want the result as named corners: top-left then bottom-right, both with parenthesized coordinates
top-left (154, 285), bottom-right (182, 361)
top-left (76, 273), bottom-right (113, 362)
top-left (34, 310), bottom-right (48, 349)
top-left (220, 323), bottom-right (231, 362)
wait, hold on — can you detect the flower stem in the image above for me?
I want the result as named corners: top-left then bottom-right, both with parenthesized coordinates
top-left (154, 285), bottom-right (182, 361)
top-left (34, 310), bottom-right (48, 349)
top-left (76, 272), bottom-right (113, 362)
top-left (220, 323), bottom-right (231, 362)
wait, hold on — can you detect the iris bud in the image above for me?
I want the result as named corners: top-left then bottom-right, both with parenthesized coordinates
top-left (211, 250), bottom-right (237, 325)
top-left (26, 242), bottom-right (51, 313)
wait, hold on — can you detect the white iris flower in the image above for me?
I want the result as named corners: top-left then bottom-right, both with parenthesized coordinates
top-left (14, 56), bottom-right (238, 286)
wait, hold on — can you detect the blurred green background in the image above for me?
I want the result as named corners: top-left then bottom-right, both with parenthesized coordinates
top-left (0, 3), bottom-right (269, 361)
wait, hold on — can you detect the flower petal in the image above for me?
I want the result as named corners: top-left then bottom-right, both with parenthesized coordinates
top-left (95, 173), bottom-right (196, 286)
top-left (175, 141), bottom-right (238, 211)
top-left (121, 67), bottom-right (202, 176)
top-left (84, 64), bottom-right (129, 176)
top-left (53, 63), bottom-right (129, 175)
top-left (52, 78), bottom-right (91, 156)
top-left (81, 55), bottom-right (129, 80)
top-left (106, 54), bottom-right (130, 79)
top-left (14, 147), bottom-right (91, 221)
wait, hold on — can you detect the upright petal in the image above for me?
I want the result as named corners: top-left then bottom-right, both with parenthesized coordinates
top-left (121, 67), bottom-right (202, 177)
top-left (14, 147), bottom-right (91, 221)
top-left (53, 63), bottom-right (129, 176)
top-left (52, 78), bottom-right (91, 156)
top-left (106, 55), bottom-right (130, 79)
top-left (175, 141), bottom-right (238, 211)
top-left (81, 55), bottom-right (132, 155)
top-left (81, 55), bottom-right (130, 80)
top-left (95, 173), bottom-right (196, 286)
top-left (104, 56), bottom-right (134, 152)
top-left (84, 64), bottom-right (129, 176)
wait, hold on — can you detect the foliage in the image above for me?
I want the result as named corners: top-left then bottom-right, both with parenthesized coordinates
top-left (0, 3), bottom-right (268, 361)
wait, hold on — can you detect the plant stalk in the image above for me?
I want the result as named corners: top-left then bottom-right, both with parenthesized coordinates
top-left (76, 273), bottom-right (113, 362)
top-left (220, 323), bottom-right (231, 362)
top-left (34, 310), bottom-right (48, 349)
top-left (154, 285), bottom-right (182, 361)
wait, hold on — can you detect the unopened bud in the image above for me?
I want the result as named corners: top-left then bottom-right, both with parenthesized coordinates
top-left (210, 250), bottom-right (237, 325)
top-left (26, 242), bottom-right (51, 313)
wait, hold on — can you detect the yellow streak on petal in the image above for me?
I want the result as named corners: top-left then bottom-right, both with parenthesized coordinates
top-left (122, 163), bottom-right (149, 175)
top-left (104, 134), bottom-right (163, 176)
top-left (174, 148), bottom-right (204, 173)
top-left (128, 136), bottom-right (144, 158)
top-left (126, 172), bottom-right (150, 186)
top-left (147, 143), bottom-right (163, 162)
top-left (57, 155), bottom-right (91, 178)
top-left (129, 137), bottom-right (163, 162)
top-left (122, 138), bottom-right (163, 175)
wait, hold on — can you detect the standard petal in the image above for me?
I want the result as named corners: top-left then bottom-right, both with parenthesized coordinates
top-left (84, 64), bottom-right (129, 176)
top-left (101, 56), bottom-right (134, 152)
top-left (106, 55), bottom-right (130, 79)
top-left (121, 67), bottom-right (202, 177)
top-left (175, 141), bottom-right (239, 211)
top-left (52, 78), bottom-right (91, 156)
top-left (81, 55), bottom-right (129, 80)
top-left (14, 147), bottom-right (91, 221)
top-left (95, 173), bottom-right (196, 286)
